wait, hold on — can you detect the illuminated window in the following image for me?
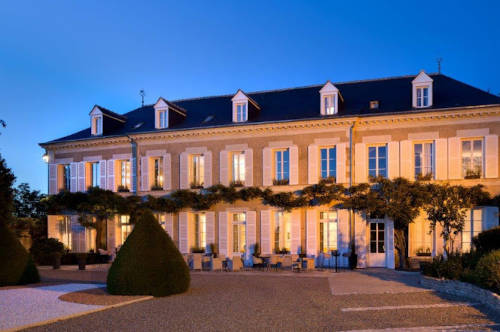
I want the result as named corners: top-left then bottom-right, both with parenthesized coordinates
top-left (414, 143), bottom-right (434, 178)
top-left (368, 145), bottom-right (387, 178)
top-left (462, 139), bottom-right (483, 178)
top-left (232, 213), bottom-right (246, 253)
top-left (232, 152), bottom-right (245, 183)
top-left (319, 211), bottom-right (337, 253)
top-left (152, 157), bottom-right (163, 188)
top-left (323, 95), bottom-right (336, 115)
top-left (190, 155), bottom-right (205, 187)
top-left (120, 215), bottom-right (133, 245)
top-left (274, 212), bottom-right (291, 252)
top-left (120, 160), bottom-right (131, 188)
top-left (320, 147), bottom-right (336, 180)
top-left (193, 213), bottom-right (206, 249)
top-left (57, 216), bottom-right (72, 249)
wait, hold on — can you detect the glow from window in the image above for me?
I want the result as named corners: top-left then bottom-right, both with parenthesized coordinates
top-left (121, 160), bottom-right (131, 188)
top-left (319, 211), bottom-right (337, 253)
top-left (462, 139), bottom-right (483, 178)
top-left (191, 155), bottom-right (205, 186)
top-left (194, 213), bottom-right (206, 249)
top-left (274, 211), bottom-right (291, 251)
top-left (232, 213), bottom-right (246, 253)
top-left (324, 95), bottom-right (335, 115)
top-left (414, 143), bottom-right (434, 178)
top-left (153, 158), bottom-right (163, 187)
top-left (58, 216), bottom-right (72, 249)
top-left (232, 152), bottom-right (245, 182)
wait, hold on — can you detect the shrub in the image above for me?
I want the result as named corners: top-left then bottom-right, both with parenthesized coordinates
top-left (0, 222), bottom-right (39, 286)
top-left (107, 210), bottom-right (190, 297)
top-left (473, 227), bottom-right (500, 254)
top-left (475, 249), bottom-right (500, 294)
top-left (30, 238), bottom-right (65, 265)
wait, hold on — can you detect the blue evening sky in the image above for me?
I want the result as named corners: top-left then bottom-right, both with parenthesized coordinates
top-left (1, 0), bottom-right (499, 193)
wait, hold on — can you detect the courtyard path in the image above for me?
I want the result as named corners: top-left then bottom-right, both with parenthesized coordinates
top-left (21, 269), bottom-right (500, 331)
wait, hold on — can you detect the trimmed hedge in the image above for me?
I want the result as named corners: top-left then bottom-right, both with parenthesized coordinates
top-left (0, 222), bottom-right (40, 286)
top-left (475, 249), bottom-right (500, 294)
top-left (107, 210), bottom-right (190, 297)
top-left (473, 226), bottom-right (500, 253)
top-left (30, 238), bottom-right (65, 265)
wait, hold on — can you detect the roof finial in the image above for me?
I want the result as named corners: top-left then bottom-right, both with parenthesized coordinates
top-left (139, 89), bottom-right (145, 107)
top-left (437, 57), bottom-right (443, 74)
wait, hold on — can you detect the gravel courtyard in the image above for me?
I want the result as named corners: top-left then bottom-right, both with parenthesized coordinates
top-left (23, 270), bottom-right (500, 331)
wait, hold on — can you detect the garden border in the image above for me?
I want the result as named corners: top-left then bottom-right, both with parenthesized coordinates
top-left (420, 275), bottom-right (500, 313)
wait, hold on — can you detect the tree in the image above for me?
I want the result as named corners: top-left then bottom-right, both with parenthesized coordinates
top-left (0, 154), bottom-right (16, 224)
top-left (344, 177), bottom-right (428, 269)
top-left (107, 209), bottom-right (190, 296)
top-left (11, 183), bottom-right (47, 245)
top-left (423, 183), bottom-right (488, 257)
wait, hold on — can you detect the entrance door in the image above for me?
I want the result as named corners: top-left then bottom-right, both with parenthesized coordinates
top-left (368, 222), bottom-right (386, 267)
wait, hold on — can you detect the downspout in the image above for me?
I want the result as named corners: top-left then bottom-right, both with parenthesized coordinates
top-left (126, 135), bottom-right (138, 195)
top-left (348, 121), bottom-right (356, 245)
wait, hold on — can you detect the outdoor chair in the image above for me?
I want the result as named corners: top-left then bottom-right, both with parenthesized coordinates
top-left (269, 255), bottom-right (282, 271)
top-left (210, 257), bottom-right (223, 271)
top-left (230, 256), bottom-right (243, 271)
top-left (303, 258), bottom-right (315, 271)
top-left (191, 254), bottom-right (202, 271)
top-left (252, 256), bottom-right (266, 270)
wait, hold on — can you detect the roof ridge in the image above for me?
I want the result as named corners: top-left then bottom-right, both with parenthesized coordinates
top-left (170, 73), bottom-right (435, 103)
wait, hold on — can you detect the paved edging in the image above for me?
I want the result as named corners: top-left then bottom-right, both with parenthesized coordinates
top-left (420, 275), bottom-right (500, 313)
top-left (3, 295), bottom-right (153, 332)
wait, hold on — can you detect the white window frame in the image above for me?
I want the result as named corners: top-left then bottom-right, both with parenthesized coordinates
top-left (416, 86), bottom-right (429, 108)
top-left (235, 103), bottom-right (247, 122)
top-left (194, 213), bottom-right (207, 249)
top-left (274, 149), bottom-right (290, 182)
top-left (369, 222), bottom-right (385, 254)
top-left (319, 211), bottom-right (338, 253)
top-left (323, 95), bottom-right (336, 115)
top-left (58, 216), bottom-right (72, 250)
top-left (90, 162), bottom-right (100, 187)
top-left (461, 138), bottom-right (483, 178)
top-left (368, 145), bottom-right (387, 178)
top-left (414, 142), bottom-right (434, 178)
top-left (190, 154), bottom-right (205, 187)
top-left (232, 212), bottom-right (246, 254)
top-left (232, 151), bottom-right (246, 183)
top-left (120, 160), bottom-right (131, 188)
top-left (91, 115), bottom-right (103, 136)
top-left (273, 211), bottom-right (291, 252)
top-left (319, 146), bottom-right (337, 180)
top-left (158, 110), bottom-right (168, 129)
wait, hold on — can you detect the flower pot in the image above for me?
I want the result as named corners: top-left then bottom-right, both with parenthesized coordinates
top-left (52, 252), bottom-right (62, 269)
top-left (77, 254), bottom-right (87, 270)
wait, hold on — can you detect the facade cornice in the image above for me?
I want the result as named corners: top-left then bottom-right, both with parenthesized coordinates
top-left (41, 105), bottom-right (500, 152)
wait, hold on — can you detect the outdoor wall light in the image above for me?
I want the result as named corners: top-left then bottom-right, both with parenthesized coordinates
top-left (42, 152), bottom-right (49, 163)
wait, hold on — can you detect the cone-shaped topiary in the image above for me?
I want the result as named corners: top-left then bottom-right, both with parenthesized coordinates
top-left (0, 221), bottom-right (40, 286)
top-left (107, 210), bottom-right (190, 297)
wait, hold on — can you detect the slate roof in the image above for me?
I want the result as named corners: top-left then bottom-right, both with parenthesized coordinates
top-left (42, 74), bottom-right (500, 145)
top-left (93, 105), bottom-right (127, 122)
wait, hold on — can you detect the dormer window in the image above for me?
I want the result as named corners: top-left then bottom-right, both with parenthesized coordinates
top-left (232, 89), bottom-right (260, 123)
top-left (412, 71), bottom-right (433, 108)
top-left (154, 97), bottom-right (187, 129)
top-left (236, 103), bottom-right (247, 122)
top-left (319, 81), bottom-right (340, 116)
top-left (324, 95), bottom-right (335, 115)
top-left (158, 109), bottom-right (168, 129)
top-left (91, 115), bottom-right (103, 136)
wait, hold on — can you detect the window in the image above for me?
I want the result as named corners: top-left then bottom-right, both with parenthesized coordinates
top-left (155, 213), bottom-right (166, 228)
top-left (232, 152), bottom-right (245, 183)
top-left (414, 142), bottom-right (434, 178)
top-left (462, 139), bottom-right (483, 178)
top-left (370, 222), bottom-right (385, 253)
top-left (320, 147), bottom-right (336, 180)
top-left (57, 216), bottom-right (72, 249)
top-left (370, 100), bottom-right (379, 110)
top-left (85, 227), bottom-right (96, 251)
top-left (274, 211), bottom-right (291, 252)
top-left (120, 160), bottom-right (131, 188)
top-left (232, 213), bottom-right (246, 253)
top-left (274, 149), bottom-right (289, 181)
top-left (194, 213), bottom-right (206, 249)
top-left (462, 209), bottom-right (482, 252)
top-left (152, 158), bottom-right (163, 188)
top-left (62, 164), bottom-right (71, 190)
top-left (90, 162), bottom-right (100, 187)
top-left (235, 103), bottom-right (247, 122)
top-left (92, 116), bottom-right (102, 135)
top-left (158, 110), bottom-right (168, 129)
top-left (319, 211), bottom-right (338, 253)
top-left (368, 146), bottom-right (387, 178)
top-left (190, 155), bottom-right (205, 187)
top-left (324, 95), bottom-right (335, 115)
top-left (120, 215), bottom-right (133, 245)
top-left (416, 87), bottom-right (429, 107)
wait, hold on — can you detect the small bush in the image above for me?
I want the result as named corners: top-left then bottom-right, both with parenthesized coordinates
top-left (475, 249), bottom-right (500, 294)
top-left (0, 222), bottom-right (39, 286)
top-left (107, 210), bottom-right (190, 297)
top-left (473, 227), bottom-right (500, 254)
top-left (30, 238), bottom-right (65, 265)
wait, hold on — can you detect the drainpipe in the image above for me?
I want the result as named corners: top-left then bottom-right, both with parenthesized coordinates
top-left (126, 135), bottom-right (138, 195)
top-left (348, 121), bottom-right (356, 244)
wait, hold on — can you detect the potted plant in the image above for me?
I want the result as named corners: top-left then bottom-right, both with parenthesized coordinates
top-left (191, 246), bottom-right (205, 254)
top-left (190, 182), bottom-right (204, 189)
top-left (416, 247), bottom-right (432, 257)
top-left (76, 253), bottom-right (88, 270)
top-left (348, 243), bottom-right (358, 270)
top-left (117, 185), bottom-right (130, 192)
top-left (150, 184), bottom-right (163, 191)
top-left (273, 179), bottom-right (289, 186)
top-left (230, 180), bottom-right (244, 187)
